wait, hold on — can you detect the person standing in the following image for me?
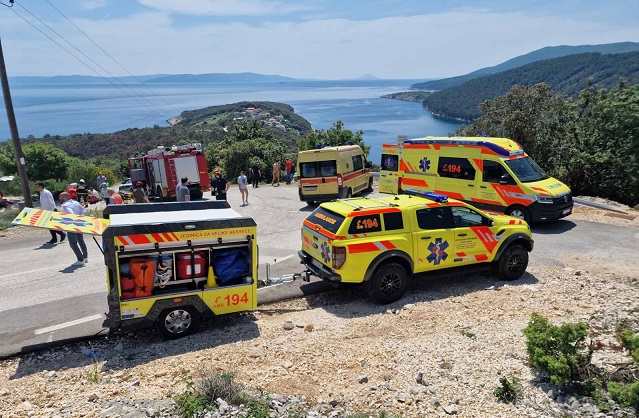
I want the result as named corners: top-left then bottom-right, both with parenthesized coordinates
top-left (59, 192), bottom-right (88, 267)
top-left (251, 163), bottom-right (261, 188)
top-left (133, 181), bottom-right (150, 203)
top-left (96, 173), bottom-right (107, 189)
top-left (107, 188), bottom-right (124, 204)
top-left (210, 169), bottom-right (229, 201)
top-left (272, 161), bottom-right (280, 186)
top-left (52, 178), bottom-right (66, 201)
top-left (0, 190), bottom-right (12, 210)
top-left (176, 177), bottom-right (191, 202)
top-left (285, 157), bottom-right (294, 184)
top-left (35, 182), bottom-right (66, 244)
top-left (76, 179), bottom-right (89, 206)
top-left (238, 170), bottom-right (249, 206)
top-left (100, 182), bottom-right (110, 204)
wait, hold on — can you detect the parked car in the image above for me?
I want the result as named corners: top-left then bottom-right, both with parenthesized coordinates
top-left (119, 178), bottom-right (133, 195)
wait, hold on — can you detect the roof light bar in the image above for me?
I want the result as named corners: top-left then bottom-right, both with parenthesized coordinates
top-left (404, 189), bottom-right (449, 202)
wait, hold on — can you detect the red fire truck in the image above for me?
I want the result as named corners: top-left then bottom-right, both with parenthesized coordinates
top-left (129, 143), bottom-right (210, 201)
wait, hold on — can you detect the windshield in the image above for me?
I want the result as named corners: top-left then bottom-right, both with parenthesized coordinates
top-left (504, 157), bottom-right (548, 183)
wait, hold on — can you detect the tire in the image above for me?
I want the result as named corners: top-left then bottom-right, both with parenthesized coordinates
top-left (346, 188), bottom-right (352, 198)
top-left (494, 244), bottom-right (529, 281)
top-left (155, 306), bottom-right (198, 339)
top-left (305, 201), bottom-right (315, 206)
top-left (506, 205), bottom-right (531, 224)
top-left (367, 177), bottom-right (373, 192)
top-left (156, 186), bottom-right (164, 202)
top-left (190, 190), bottom-right (203, 200)
top-left (366, 262), bottom-right (410, 304)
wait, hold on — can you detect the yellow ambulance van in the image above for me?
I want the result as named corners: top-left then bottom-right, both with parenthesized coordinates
top-left (13, 201), bottom-right (258, 339)
top-left (297, 145), bottom-right (373, 204)
top-left (378, 137), bottom-right (573, 224)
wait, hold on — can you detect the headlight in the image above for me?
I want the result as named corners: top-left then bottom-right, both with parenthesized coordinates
top-left (535, 196), bottom-right (553, 204)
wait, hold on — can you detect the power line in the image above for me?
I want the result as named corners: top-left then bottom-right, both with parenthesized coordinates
top-left (12, 3), bottom-right (168, 118)
top-left (42, 0), bottom-right (179, 111)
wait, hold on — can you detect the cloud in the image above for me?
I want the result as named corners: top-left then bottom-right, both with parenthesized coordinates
top-left (80, 0), bottom-right (109, 10)
top-left (136, 0), bottom-right (316, 16)
top-left (4, 7), bottom-right (639, 79)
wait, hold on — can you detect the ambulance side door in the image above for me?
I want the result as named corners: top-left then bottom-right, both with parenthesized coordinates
top-left (413, 207), bottom-right (455, 272)
top-left (450, 206), bottom-right (497, 265)
top-left (477, 159), bottom-right (510, 211)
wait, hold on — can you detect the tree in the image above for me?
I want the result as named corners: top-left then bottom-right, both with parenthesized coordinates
top-left (298, 120), bottom-right (369, 156)
top-left (0, 142), bottom-right (69, 180)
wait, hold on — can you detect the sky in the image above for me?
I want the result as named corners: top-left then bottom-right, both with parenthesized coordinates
top-left (1, 0), bottom-right (638, 80)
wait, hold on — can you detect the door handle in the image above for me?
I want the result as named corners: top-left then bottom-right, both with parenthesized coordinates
top-left (467, 184), bottom-right (474, 187)
top-left (457, 233), bottom-right (467, 237)
top-left (421, 236), bottom-right (432, 240)
top-left (480, 186), bottom-right (487, 189)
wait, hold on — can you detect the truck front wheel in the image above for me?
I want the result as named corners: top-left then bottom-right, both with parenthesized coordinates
top-left (494, 244), bottom-right (528, 281)
top-left (506, 205), bottom-right (531, 224)
top-left (367, 262), bottom-right (410, 304)
top-left (155, 307), bottom-right (198, 339)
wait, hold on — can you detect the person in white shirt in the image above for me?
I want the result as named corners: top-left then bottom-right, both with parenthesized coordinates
top-left (35, 182), bottom-right (66, 244)
top-left (59, 191), bottom-right (88, 267)
top-left (238, 170), bottom-right (249, 206)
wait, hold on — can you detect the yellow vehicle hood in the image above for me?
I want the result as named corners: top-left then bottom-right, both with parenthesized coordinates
top-left (12, 207), bottom-right (107, 235)
top-left (525, 177), bottom-right (571, 197)
top-left (490, 214), bottom-right (528, 227)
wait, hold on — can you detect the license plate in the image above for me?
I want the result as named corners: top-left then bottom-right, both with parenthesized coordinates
top-left (562, 208), bottom-right (572, 215)
top-left (304, 186), bottom-right (317, 191)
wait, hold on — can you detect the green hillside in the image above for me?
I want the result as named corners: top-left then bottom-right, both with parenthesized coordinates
top-left (423, 51), bottom-right (639, 121)
top-left (412, 42), bottom-right (639, 91)
top-left (28, 101), bottom-right (312, 160)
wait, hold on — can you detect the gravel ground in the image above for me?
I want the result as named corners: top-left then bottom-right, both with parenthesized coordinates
top-left (0, 198), bottom-right (638, 418)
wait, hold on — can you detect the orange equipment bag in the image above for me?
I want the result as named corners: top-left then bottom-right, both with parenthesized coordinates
top-left (130, 258), bottom-right (156, 298)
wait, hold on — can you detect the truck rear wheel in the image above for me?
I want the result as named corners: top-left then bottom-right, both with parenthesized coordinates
top-left (155, 306), bottom-right (198, 339)
top-left (367, 262), bottom-right (410, 304)
top-left (367, 177), bottom-right (373, 192)
top-left (156, 186), bottom-right (164, 202)
top-left (494, 244), bottom-right (528, 281)
top-left (190, 190), bottom-right (203, 200)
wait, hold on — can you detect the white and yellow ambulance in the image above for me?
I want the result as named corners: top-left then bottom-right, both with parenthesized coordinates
top-left (378, 137), bottom-right (573, 223)
top-left (297, 145), bottom-right (373, 204)
top-left (13, 201), bottom-right (258, 339)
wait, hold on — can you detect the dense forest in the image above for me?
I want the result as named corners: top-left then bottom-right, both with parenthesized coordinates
top-left (412, 41), bottom-right (639, 91)
top-left (422, 52), bottom-right (639, 121)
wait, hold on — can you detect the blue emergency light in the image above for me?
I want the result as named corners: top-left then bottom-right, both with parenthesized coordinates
top-left (404, 189), bottom-right (449, 202)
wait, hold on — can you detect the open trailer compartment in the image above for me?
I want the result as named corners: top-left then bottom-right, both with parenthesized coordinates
top-left (13, 199), bottom-right (260, 339)
top-left (98, 200), bottom-right (258, 338)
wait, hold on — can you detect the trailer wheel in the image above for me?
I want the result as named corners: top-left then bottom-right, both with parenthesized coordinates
top-left (155, 307), bottom-right (198, 339)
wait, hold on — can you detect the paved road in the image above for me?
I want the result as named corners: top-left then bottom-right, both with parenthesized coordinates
top-left (1, 185), bottom-right (638, 357)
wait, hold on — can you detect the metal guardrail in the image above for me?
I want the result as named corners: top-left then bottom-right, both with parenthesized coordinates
top-left (572, 197), bottom-right (627, 213)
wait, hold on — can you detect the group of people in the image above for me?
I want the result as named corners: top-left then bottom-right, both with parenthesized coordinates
top-left (268, 158), bottom-right (295, 186)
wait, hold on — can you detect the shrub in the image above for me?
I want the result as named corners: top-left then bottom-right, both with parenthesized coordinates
top-left (522, 313), bottom-right (589, 386)
top-left (619, 329), bottom-right (639, 365)
top-left (244, 396), bottom-right (270, 418)
top-left (607, 381), bottom-right (639, 410)
top-left (0, 208), bottom-right (19, 231)
top-left (493, 375), bottom-right (523, 403)
top-left (198, 370), bottom-right (243, 405)
top-left (174, 371), bottom-right (208, 418)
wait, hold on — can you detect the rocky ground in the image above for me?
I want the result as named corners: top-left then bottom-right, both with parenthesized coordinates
top-left (0, 201), bottom-right (638, 418)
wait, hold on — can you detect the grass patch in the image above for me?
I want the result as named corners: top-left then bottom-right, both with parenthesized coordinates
top-left (0, 209), bottom-right (20, 231)
top-left (460, 330), bottom-right (476, 339)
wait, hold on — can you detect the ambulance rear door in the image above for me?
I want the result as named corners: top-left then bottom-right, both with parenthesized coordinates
top-left (379, 144), bottom-right (400, 194)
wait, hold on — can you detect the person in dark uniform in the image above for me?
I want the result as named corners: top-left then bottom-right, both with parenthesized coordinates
top-left (210, 168), bottom-right (229, 200)
top-left (76, 179), bottom-right (89, 207)
top-left (251, 163), bottom-right (261, 188)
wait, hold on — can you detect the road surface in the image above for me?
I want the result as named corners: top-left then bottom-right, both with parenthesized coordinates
top-left (1, 185), bottom-right (637, 357)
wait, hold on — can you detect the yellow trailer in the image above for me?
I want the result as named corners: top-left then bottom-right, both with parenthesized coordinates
top-left (13, 201), bottom-right (258, 339)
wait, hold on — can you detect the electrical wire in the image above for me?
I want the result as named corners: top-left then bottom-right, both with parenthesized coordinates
top-left (42, 0), bottom-right (180, 112)
top-left (11, 3), bottom-right (168, 118)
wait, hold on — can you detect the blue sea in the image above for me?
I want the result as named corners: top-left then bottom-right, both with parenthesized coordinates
top-left (0, 79), bottom-right (461, 163)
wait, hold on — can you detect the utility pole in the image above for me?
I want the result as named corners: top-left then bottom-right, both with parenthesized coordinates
top-left (0, 36), bottom-right (32, 207)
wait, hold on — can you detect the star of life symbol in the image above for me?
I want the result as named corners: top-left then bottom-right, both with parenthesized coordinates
top-left (320, 242), bottom-right (331, 263)
top-left (53, 216), bottom-right (91, 227)
top-left (419, 157), bottom-right (431, 172)
top-left (427, 238), bottom-right (449, 265)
